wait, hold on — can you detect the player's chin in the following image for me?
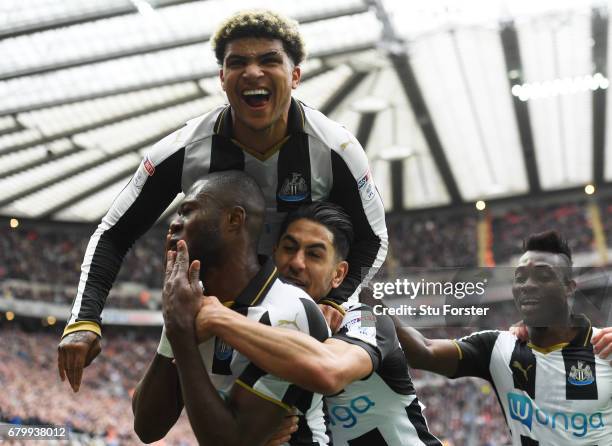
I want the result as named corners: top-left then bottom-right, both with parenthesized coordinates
top-left (521, 308), bottom-right (551, 327)
top-left (285, 277), bottom-right (308, 290)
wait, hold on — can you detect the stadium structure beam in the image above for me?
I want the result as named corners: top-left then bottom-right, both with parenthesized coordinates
top-left (388, 54), bottom-right (462, 205)
top-left (0, 0), bottom-right (202, 40)
top-left (0, 129), bottom-right (179, 209)
top-left (365, 0), bottom-right (461, 206)
top-left (0, 116), bottom-right (24, 137)
top-left (1, 62), bottom-right (335, 159)
top-left (592, 7), bottom-right (608, 186)
top-left (0, 46), bottom-right (369, 118)
top-left (2, 146), bottom-right (83, 181)
top-left (42, 169), bottom-right (135, 219)
top-left (0, 88), bottom-right (205, 175)
top-left (1, 62), bottom-right (343, 206)
top-left (320, 69), bottom-right (369, 116)
top-left (500, 20), bottom-right (541, 194)
top-left (0, 5), bottom-right (370, 82)
top-left (355, 112), bottom-right (377, 148)
top-left (390, 160), bottom-right (403, 212)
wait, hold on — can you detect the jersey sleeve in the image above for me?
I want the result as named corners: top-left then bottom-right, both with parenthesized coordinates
top-left (451, 330), bottom-right (501, 381)
top-left (333, 304), bottom-right (396, 373)
top-left (236, 296), bottom-right (329, 412)
top-left (323, 133), bottom-right (388, 306)
top-left (63, 133), bottom-right (186, 336)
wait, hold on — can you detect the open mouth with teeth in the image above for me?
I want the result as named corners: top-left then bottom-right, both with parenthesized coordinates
top-left (520, 297), bottom-right (541, 309)
top-left (242, 89), bottom-right (271, 108)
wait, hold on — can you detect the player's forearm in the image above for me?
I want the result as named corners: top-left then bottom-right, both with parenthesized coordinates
top-left (394, 325), bottom-right (459, 376)
top-left (172, 340), bottom-right (250, 446)
top-left (209, 312), bottom-right (338, 394)
top-left (132, 354), bottom-right (183, 443)
top-left (394, 325), bottom-right (436, 368)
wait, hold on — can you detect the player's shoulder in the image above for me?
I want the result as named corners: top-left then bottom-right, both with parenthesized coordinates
top-left (147, 104), bottom-right (226, 164)
top-left (264, 279), bottom-right (329, 336)
top-left (266, 277), bottom-right (313, 306)
top-left (301, 101), bottom-right (362, 154)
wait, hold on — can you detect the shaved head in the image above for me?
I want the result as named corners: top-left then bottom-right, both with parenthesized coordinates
top-left (188, 171), bottom-right (265, 246)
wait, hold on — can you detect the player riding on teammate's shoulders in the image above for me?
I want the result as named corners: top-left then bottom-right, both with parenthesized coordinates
top-left (58, 9), bottom-right (388, 393)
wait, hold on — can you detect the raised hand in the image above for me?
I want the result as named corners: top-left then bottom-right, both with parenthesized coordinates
top-left (592, 327), bottom-right (612, 365)
top-left (162, 240), bottom-right (204, 345)
top-left (57, 330), bottom-right (101, 392)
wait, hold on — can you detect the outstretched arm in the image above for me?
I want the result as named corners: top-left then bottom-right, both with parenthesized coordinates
top-left (359, 291), bottom-right (459, 376)
top-left (196, 296), bottom-right (372, 395)
top-left (393, 324), bottom-right (461, 377)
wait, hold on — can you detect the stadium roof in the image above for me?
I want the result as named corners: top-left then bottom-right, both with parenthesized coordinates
top-left (1, 0), bottom-right (610, 222)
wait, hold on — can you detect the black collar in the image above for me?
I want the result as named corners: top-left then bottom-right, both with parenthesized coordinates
top-left (214, 97), bottom-right (306, 138)
top-left (232, 257), bottom-right (278, 309)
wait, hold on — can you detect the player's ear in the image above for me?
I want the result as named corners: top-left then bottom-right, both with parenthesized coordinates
top-left (566, 279), bottom-right (577, 298)
top-left (219, 69), bottom-right (226, 91)
top-left (226, 206), bottom-right (246, 232)
top-left (291, 64), bottom-right (301, 89)
top-left (331, 260), bottom-right (349, 289)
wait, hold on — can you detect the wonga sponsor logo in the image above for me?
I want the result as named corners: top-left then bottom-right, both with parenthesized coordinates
top-left (507, 392), bottom-right (604, 438)
top-left (329, 395), bottom-right (376, 428)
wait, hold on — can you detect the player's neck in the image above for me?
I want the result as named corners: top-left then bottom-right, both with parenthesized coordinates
top-left (231, 110), bottom-right (289, 154)
top-left (201, 250), bottom-right (260, 303)
top-left (527, 323), bottom-right (577, 349)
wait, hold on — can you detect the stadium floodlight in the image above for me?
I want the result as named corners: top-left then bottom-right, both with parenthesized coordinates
top-left (351, 96), bottom-right (389, 114)
top-left (377, 145), bottom-right (415, 161)
top-left (517, 9), bottom-right (592, 190)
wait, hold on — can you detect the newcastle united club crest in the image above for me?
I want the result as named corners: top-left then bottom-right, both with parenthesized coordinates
top-left (568, 361), bottom-right (595, 386)
top-left (278, 172), bottom-right (308, 202)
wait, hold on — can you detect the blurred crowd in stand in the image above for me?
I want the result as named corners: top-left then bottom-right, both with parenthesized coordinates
top-left (386, 213), bottom-right (479, 268)
top-left (0, 323), bottom-right (509, 446)
top-left (491, 201), bottom-right (593, 263)
top-left (0, 199), bottom-right (605, 310)
top-left (1, 197), bottom-right (607, 445)
top-left (0, 225), bottom-right (165, 289)
top-left (0, 324), bottom-right (196, 445)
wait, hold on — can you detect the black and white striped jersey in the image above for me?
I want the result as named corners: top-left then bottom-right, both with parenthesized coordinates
top-left (65, 98), bottom-right (388, 335)
top-left (198, 258), bottom-right (330, 445)
top-left (325, 303), bottom-right (442, 446)
top-left (452, 316), bottom-right (612, 445)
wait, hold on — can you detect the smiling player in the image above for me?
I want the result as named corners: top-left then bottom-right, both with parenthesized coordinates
top-left (58, 10), bottom-right (388, 392)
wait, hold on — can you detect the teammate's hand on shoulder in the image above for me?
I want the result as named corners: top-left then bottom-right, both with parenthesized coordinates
top-left (162, 240), bottom-right (204, 344)
top-left (508, 320), bottom-right (528, 341)
top-left (57, 330), bottom-right (101, 393)
top-left (318, 304), bottom-right (344, 334)
top-left (195, 295), bottom-right (232, 343)
top-left (591, 327), bottom-right (612, 365)
top-left (264, 412), bottom-right (299, 446)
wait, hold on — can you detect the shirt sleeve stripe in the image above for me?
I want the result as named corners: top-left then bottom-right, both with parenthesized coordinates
top-left (452, 340), bottom-right (463, 360)
top-left (62, 321), bottom-right (101, 338)
top-left (234, 379), bottom-right (292, 413)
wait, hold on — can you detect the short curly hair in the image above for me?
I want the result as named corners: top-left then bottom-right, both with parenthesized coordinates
top-left (211, 10), bottom-right (306, 66)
